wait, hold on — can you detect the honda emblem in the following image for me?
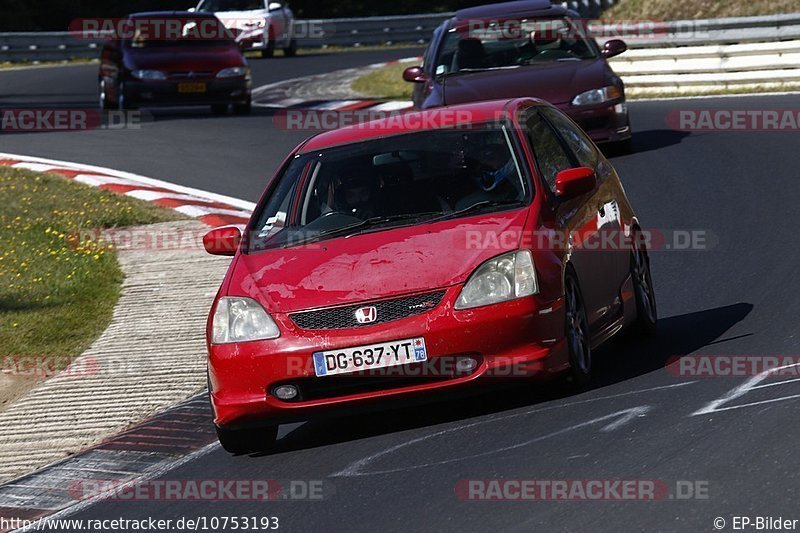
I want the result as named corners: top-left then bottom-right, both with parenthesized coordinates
top-left (355, 306), bottom-right (377, 324)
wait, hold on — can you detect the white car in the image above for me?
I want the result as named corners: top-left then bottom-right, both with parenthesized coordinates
top-left (195, 0), bottom-right (296, 57)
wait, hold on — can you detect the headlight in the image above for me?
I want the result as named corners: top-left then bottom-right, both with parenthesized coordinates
top-left (217, 67), bottom-right (249, 78)
top-left (571, 85), bottom-right (622, 107)
top-left (212, 297), bottom-right (280, 344)
top-left (132, 69), bottom-right (167, 80)
top-left (456, 250), bottom-right (538, 310)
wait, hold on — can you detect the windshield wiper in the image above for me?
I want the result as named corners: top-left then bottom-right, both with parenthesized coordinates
top-left (428, 199), bottom-right (524, 223)
top-left (437, 66), bottom-right (519, 79)
top-left (287, 212), bottom-right (443, 247)
top-left (344, 212), bottom-right (444, 237)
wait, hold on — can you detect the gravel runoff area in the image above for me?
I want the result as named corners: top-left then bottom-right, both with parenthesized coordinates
top-left (0, 220), bottom-right (230, 484)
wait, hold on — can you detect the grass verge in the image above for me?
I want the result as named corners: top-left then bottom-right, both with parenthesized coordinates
top-left (0, 59), bottom-right (97, 70)
top-left (606, 0), bottom-right (799, 20)
top-left (352, 62), bottom-right (414, 100)
top-left (0, 166), bottom-right (184, 366)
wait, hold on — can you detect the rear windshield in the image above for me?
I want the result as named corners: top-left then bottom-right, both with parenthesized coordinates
top-left (197, 0), bottom-right (265, 12)
top-left (249, 123), bottom-right (530, 252)
top-left (435, 18), bottom-right (598, 75)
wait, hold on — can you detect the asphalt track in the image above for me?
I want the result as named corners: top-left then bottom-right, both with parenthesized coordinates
top-left (3, 51), bottom-right (800, 531)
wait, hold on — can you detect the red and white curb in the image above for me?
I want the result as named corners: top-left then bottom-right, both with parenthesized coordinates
top-left (0, 152), bottom-right (255, 228)
top-left (251, 57), bottom-right (418, 113)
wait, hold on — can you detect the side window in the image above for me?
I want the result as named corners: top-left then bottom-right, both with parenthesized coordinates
top-left (525, 111), bottom-right (574, 194)
top-left (539, 107), bottom-right (599, 170)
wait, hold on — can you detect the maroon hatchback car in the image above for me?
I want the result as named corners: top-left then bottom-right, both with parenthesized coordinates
top-left (99, 11), bottom-right (252, 114)
top-left (404, 0), bottom-right (632, 151)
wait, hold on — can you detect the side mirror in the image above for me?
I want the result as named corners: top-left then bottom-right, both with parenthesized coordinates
top-left (555, 167), bottom-right (596, 200)
top-left (402, 66), bottom-right (427, 83)
top-left (203, 226), bottom-right (242, 256)
top-left (602, 39), bottom-right (627, 59)
top-left (268, 2), bottom-right (283, 11)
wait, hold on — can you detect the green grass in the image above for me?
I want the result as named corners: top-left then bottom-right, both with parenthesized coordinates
top-left (352, 62), bottom-right (415, 100)
top-left (0, 167), bottom-right (184, 364)
top-left (628, 83), bottom-right (800, 99)
top-left (0, 59), bottom-right (97, 70)
top-left (606, 0), bottom-right (799, 20)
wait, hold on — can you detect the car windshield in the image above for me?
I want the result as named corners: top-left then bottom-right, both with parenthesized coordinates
top-left (197, 0), bottom-right (264, 12)
top-left (249, 123), bottom-right (529, 252)
top-left (123, 17), bottom-right (235, 48)
top-left (434, 18), bottom-right (597, 75)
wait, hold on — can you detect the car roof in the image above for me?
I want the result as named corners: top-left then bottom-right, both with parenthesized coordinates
top-left (454, 0), bottom-right (568, 21)
top-left (298, 98), bottom-right (544, 153)
top-left (129, 11), bottom-right (215, 18)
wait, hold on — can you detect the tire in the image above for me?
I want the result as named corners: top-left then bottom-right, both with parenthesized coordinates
top-left (117, 82), bottom-right (136, 111)
top-left (631, 230), bottom-right (658, 336)
top-left (611, 137), bottom-right (633, 155)
top-left (283, 38), bottom-right (297, 57)
top-left (99, 79), bottom-right (113, 110)
top-left (216, 425), bottom-right (278, 455)
top-left (210, 103), bottom-right (229, 115)
top-left (232, 98), bottom-right (251, 115)
top-left (565, 271), bottom-right (592, 387)
top-left (259, 33), bottom-right (275, 58)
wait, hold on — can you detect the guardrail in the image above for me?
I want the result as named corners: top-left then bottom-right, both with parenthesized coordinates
top-left (2, 9), bottom-right (800, 96)
top-left (0, 32), bottom-right (104, 63)
top-left (0, 2), bottom-right (618, 63)
top-left (610, 39), bottom-right (800, 94)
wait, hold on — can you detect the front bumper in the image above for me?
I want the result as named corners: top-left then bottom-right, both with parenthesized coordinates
top-left (124, 78), bottom-right (251, 107)
top-left (562, 100), bottom-right (632, 144)
top-left (208, 286), bottom-right (569, 430)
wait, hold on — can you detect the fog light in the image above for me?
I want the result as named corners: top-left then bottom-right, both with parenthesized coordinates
top-left (455, 357), bottom-right (478, 373)
top-left (273, 384), bottom-right (298, 400)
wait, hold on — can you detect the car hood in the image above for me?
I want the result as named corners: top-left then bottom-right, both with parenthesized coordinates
top-left (228, 209), bottom-right (529, 313)
top-left (214, 11), bottom-right (265, 28)
top-left (442, 59), bottom-right (607, 107)
top-left (125, 45), bottom-right (244, 71)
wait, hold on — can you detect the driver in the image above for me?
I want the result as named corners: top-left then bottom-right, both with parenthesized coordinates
top-left (333, 173), bottom-right (378, 219)
top-left (477, 143), bottom-right (516, 192)
top-left (454, 140), bottom-right (519, 210)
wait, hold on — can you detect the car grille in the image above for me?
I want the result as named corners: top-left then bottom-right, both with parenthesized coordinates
top-left (170, 71), bottom-right (213, 79)
top-left (289, 291), bottom-right (447, 330)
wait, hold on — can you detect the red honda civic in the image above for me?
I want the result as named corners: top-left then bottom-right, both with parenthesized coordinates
top-left (203, 98), bottom-right (657, 454)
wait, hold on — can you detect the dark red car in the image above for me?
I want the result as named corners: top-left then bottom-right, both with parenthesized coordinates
top-left (403, 0), bottom-right (632, 151)
top-left (99, 12), bottom-right (252, 114)
top-left (203, 98), bottom-right (656, 454)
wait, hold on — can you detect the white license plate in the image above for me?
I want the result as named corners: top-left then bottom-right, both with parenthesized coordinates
top-left (313, 337), bottom-right (427, 377)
